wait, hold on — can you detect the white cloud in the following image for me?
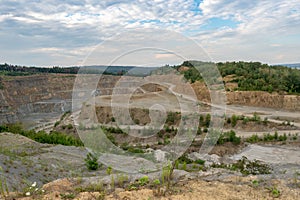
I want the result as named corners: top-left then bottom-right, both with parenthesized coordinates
top-left (0, 0), bottom-right (299, 65)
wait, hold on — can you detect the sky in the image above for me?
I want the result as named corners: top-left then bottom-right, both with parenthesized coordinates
top-left (0, 0), bottom-right (299, 67)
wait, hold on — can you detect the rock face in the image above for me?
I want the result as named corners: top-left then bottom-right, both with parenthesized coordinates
top-left (227, 91), bottom-right (300, 110)
top-left (192, 81), bottom-right (300, 111)
top-left (1, 74), bottom-right (300, 126)
top-left (0, 74), bottom-right (75, 124)
top-left (0, 74), bottom-right (121, 126)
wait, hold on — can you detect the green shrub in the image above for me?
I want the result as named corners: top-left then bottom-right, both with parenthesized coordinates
top-left (138, 176), bottom-right (149, 186)
top-left (177, 154), bottom-right (193, 164)
top-left (231, 115), bottom-right (238, 127)
top-left (194, 159), bottom-right (205, 165)
top-left (106, 166), bottom-right (112, 175)
top-left (197, 128), bottom-right (202, 135)
top-left (54, 121), bottom-right (60, 127)
top-left (242, 117), bottom-right (249, 124)
top-left (182, 162), bottom-right (187, 171)
top-left (217, 130), bottom-right (241, 145)
top-left (226, 117), bottom-right (231, 124)
top-left (246, 134), bottom-right (260, 143)
top-left (278, 133), bottom-right (287, 141)
top-left (152, 179), bottom-right (160, 186)
top-left (134, 119), bottom-right (140, 124)
top-left (67, 124), bottom-right (73, 129)
top-left (166, 112), bottom-right (180, 125)
top-left (85, 152), bottom-right (99, 170)
top-left (205, 114), bottom-right (211, 127)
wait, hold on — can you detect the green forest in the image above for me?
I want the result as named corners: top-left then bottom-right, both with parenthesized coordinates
top-left (180, 61), bottom-right (300, 94)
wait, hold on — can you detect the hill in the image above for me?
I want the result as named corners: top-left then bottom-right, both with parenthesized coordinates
top-left (178, 61), bottom-right (300, 94)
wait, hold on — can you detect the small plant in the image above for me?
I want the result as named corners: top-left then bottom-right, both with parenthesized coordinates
top-left (181, 162), bottom-right (187, 171)
top-left (152, 179), bottom-right (161, 186)
top-left (106, 166), bottom-right (112, 175)
top-left (251, 180), bottom-right (259, 188)
top-left (85, 152), bottom-right (99, 170)
top-left (267, 186), bottom-right (281, 198)
top-left (138, 176), bottom-right (149, 186)
top-left (231, 114), bottom-right (238, 127)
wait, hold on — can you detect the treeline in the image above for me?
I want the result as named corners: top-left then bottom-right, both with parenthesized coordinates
top-left (0, 63), bottom-right (155, 77)
top-left (179, 61), bottom-right (300, 94)
top-left (0, 63), bottom-right (79, 75)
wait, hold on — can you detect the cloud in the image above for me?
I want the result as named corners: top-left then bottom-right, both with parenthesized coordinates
top-left (0, 0), bottom-right (299, 66)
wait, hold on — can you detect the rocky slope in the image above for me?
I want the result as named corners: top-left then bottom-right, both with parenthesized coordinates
top-left (1, 73), bottom-right (300, 128)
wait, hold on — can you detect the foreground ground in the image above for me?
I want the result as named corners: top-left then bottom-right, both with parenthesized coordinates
top-left (9, 175), bottom-right (300, 200)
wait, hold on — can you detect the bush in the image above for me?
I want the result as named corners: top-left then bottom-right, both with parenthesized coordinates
top-left (85, 153), bottom-right (99, 170)
top-left (54, 121), bottom-right (60, 127)
top-left (166, 112), bottom-right (180, 125)
top-left (217, 130), bottom-right (241, 145)
top-left (246, 134), bottom-right (260, 143)
top-left (67, 124), bottom-right (73, 129)
top-left (138, 176), bottom-right (149, 186)
top-left (231, 115), bottom-right (238, 127)
top-left (205, 114), bottom-right (211, 127)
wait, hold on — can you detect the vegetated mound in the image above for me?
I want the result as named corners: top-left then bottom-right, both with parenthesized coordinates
top-left (178, 61), bottom-right (300, 110)
top-left (0, 132), bottom-right (94, 192)
top-left (180, 61), bottom-right (300, 94)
